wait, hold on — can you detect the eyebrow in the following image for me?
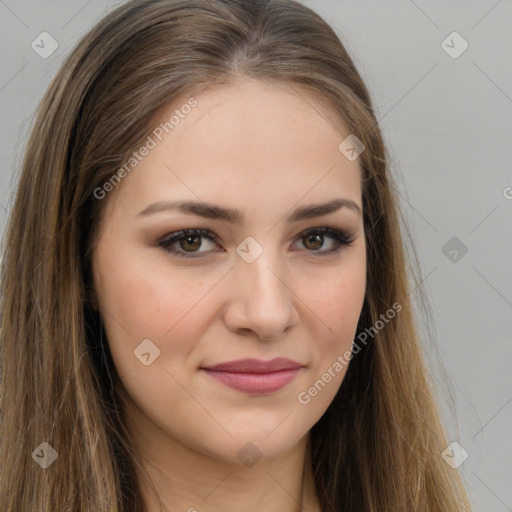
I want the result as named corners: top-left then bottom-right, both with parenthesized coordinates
top-left (137, 197), bottom-right (362, 223)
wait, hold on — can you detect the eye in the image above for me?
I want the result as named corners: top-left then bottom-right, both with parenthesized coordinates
top-left (158, 226), bottom-right (355, 259)
top-left (158, 229), bottom-right (220, 259)
top-left (293, 227), bottom-right (355, 257)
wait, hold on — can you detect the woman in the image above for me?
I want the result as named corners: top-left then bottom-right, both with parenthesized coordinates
top-left (0, 0), bottom-right (473, 510)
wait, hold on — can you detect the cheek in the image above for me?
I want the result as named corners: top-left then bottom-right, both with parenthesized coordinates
top-left (294, 271), bottom-right (365, 416)
top-left (300, 253), bottom-right (366, 398)
top-left (93, 247), bottom-right (218, 372)
top-left (307, 264), bottom-right (366, 346)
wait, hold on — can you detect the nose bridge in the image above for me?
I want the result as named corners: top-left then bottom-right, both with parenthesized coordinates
top-left (240, 242), bottom-right (288, 304)
top-left (244, 249), bottom-right (285, 296)
top-left (226, 240), bottom-right (297, 338)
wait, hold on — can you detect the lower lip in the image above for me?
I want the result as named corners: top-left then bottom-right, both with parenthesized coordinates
top-left (201, 368), bottom-right (302, 394)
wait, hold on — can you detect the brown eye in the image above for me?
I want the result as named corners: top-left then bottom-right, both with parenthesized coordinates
top-left (303, 233), bottom-right (324, 250)
top-left (158, 229), bottom-right (220, 259)
top-left (179, 235), bottom-right (202, 252)
top-left (158, 226), bottom-right (354, 260)
top-left (294, 227), bottom-right (355, 256)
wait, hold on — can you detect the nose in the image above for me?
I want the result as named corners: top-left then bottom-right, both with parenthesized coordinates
top-left (223, 249), bottom-right (299, 341)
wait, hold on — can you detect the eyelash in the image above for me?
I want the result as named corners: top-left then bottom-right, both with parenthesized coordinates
top-left (157, 226), bottom-right (355, 259)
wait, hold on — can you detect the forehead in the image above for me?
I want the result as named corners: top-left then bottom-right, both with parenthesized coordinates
top-left (166, 78), bottom-right (351, 148)
top-left (109, 78), bottom-right (362, 218)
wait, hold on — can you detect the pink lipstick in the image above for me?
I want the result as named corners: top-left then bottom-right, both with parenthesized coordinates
top-left (201, 357), bottom-right (303, 394)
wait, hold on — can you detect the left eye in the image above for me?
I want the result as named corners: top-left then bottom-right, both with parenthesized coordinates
top-left (158, 227), bottom-right (355, 259)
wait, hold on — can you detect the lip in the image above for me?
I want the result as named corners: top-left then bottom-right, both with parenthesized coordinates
top-left (202, 357), bottom-right (303, 373)
top-left (200, 357), bottom-right (304, 395)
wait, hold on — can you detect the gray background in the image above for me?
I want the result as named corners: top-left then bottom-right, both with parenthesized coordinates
top-left (0, 1), bottom-right (511, 510)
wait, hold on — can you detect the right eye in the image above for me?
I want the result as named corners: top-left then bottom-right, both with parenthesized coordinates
top-left (158, 228), bottom-right (221, 259)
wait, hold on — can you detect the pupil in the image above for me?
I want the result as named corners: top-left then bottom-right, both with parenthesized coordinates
top-left (305, 234), bottom-right (322, 250)
top-left (181, 236), bottom-right (201, 251)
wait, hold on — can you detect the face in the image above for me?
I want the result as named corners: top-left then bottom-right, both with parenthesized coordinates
top-left (91, 78), bottom-right (366, 464)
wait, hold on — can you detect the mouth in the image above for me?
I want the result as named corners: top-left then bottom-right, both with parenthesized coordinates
top-left (200, 357), bottom-right (304, 395)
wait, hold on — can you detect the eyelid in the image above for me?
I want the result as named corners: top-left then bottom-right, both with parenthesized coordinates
top-left (158, 228), bottom-right (220, 256)
top-left (157, 225), bottom-right (356, 259)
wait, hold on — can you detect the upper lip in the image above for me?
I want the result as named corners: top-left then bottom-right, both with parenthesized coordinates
top-left (201, 357), bottom-right (304, 374)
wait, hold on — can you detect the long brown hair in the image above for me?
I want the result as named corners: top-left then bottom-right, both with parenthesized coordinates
top-left (0, 0), bottom-right (472, 510)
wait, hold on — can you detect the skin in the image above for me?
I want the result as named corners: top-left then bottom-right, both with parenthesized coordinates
top-left (91, 78), bottom-right (367, 512)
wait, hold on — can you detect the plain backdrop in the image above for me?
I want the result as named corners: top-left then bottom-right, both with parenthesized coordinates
top-left (0, 1), bottom-right (511, 510)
